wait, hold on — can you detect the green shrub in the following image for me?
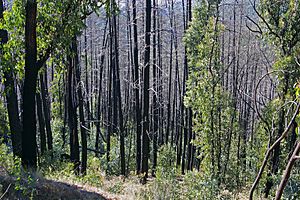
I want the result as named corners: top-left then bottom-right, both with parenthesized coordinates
top-left (0, 100), bottom-right (9, 141)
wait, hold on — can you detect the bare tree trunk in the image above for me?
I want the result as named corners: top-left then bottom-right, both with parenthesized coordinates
top-left (22, 0), bottom-right (38, 169)
top-left (157, 8), bottom-right (164, 147)
top-left (106, 17), bottom-right (113, 164)
top-left (67, 48), bottom-right (80, 175)
top-left (152, 0), bottom-right (158, 176)
top-left (111, 2), bottom-right (126, 175)
top-left (36, 92), bottom-right (46, 155)
top-left (132, 0), bottom-right (142, 174)
top-left (84, 24), bottom-right (91, 131)
top-left (40, 72), bottom-right (53, 154)
top-left (73, 37), bottom-right (88, 175)
top-left (141, 0), bottom-right (151, 182)
top-left (95, 21), bottom-right (107, 157)
top-left (165, 0), bottom-right (174, 145)
top-left (62, 73), bottom-right (68, 149)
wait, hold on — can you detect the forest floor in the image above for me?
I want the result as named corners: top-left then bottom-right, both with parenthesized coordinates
top-left (0, 166), bottom-right (147, 199)
top-left (0, 166), bottom-right (106, 199)
top-left (49, 175), bottom-right (149, 200)
top-left (0, 166), bottom-right (254, 199)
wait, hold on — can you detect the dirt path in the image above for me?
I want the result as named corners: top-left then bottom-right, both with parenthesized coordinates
top-left (0, 167), bottom-right (107, 200)
top-left (53, 175), bottom-right (147, 200)
top-left (0, 166), bottom-right (151, 200)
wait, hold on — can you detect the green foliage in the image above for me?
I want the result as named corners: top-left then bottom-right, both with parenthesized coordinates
top-left (0, 0), bottom-right (108, 83)
top-left (0, 100), bottom-right (9, 139)
top-left (125, 121), bottom-right (137, 173)
top-left (0, 0), bottom-right (25, 79)
top-left (184, 0), bottom-right (242, 189)
top-left (259, 0), bottom-right (300, 95)
top-left (260, 0), bottom-right (300, 55)
top-left (272, 56), bottom-right (300, 95)
top-left (0, 143), bottom-right (20, 175)
top-left (139, 145), bottom-right (180, 199)
top-left (83, 156), bottom-right (104, 186)
top-left (282, 167), bottom-right (300, 199)
top-left (14, 172), bottom-right (37, 200)
top-left (255, 2), bottom-right (300, 197)
top-left (183, 171), bottom-right (219, 199)
top-left (51, 118), bottom-right (67, 153)
top-left (144, 145), bottom-right (217, 199)
top-left (156, 145), bottom-right (177, 178)
top-left (295, 82), bottom-right (300, 99)
top-left (138, 145), bottom-right (241, 199)
top-left (107, 181), bottom-right (124, 194)
top-left (100, 136), bottom-right (121, 176)
top-left (41, 154), bottom-right (103, 187)
top-left (0, 144), bottom-right (38, 199)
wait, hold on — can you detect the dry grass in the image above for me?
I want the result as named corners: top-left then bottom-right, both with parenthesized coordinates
top-left (0, 166), bottom-right (269, 200)
top-left (0, 167), bottom-right (106, 200)
top-left (52, 174), bottom-right (147, 200)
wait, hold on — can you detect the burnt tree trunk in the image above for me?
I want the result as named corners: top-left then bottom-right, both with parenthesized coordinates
top-left (95, 22), bottom-right (107, 157)
top-left (152, 0), bottom-right (158, 176)
top-left (67, 47), bottom-right (80, 175)
top-left (40, 72), bottom-right (53, 154)
top-left (111, 3), bottom-right (126, 175)
top-left (22, 0), bottom-right (38, 169)
top-left (73, 38), bottom-right (88, 175)
top-left (132, 0), bottom-right (142, 174)
top-left (141, 0), bottom-right (151, 181)
top-left (36, 92), bottom-right (46, 155)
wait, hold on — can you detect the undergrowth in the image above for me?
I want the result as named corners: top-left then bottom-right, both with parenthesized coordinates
top-left (40, 153), bottom-right (104, 187)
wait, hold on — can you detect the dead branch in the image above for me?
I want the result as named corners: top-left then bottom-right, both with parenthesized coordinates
top-left (275, 141), bottom-right (300, 199)
top-left (249, 102), bottom-right (300, 200)
top-left (0, 183), bottom-right (11, 200)
top-left (254, 70), bottom-right (284, 135)
top-left (245, 15), bottom-right (262, 34)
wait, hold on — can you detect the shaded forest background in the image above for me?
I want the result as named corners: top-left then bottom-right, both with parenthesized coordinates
top-left (0, 0), bottom-right (300, 199)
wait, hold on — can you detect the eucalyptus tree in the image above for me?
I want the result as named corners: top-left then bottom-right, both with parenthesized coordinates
top-left (132, 0), bottom-right (142, 174)
top-left (0, 0), bottom-right (22, 158)
top-left (142, 0), bottom-right (151, 181)
top-left (248, 0), bottom-right (300, 198)
top-left (1, 0), bottom-right (107, 169)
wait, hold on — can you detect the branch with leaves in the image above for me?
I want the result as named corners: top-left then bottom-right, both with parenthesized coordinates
top-left (249, 100), bottom-right (300, 200)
